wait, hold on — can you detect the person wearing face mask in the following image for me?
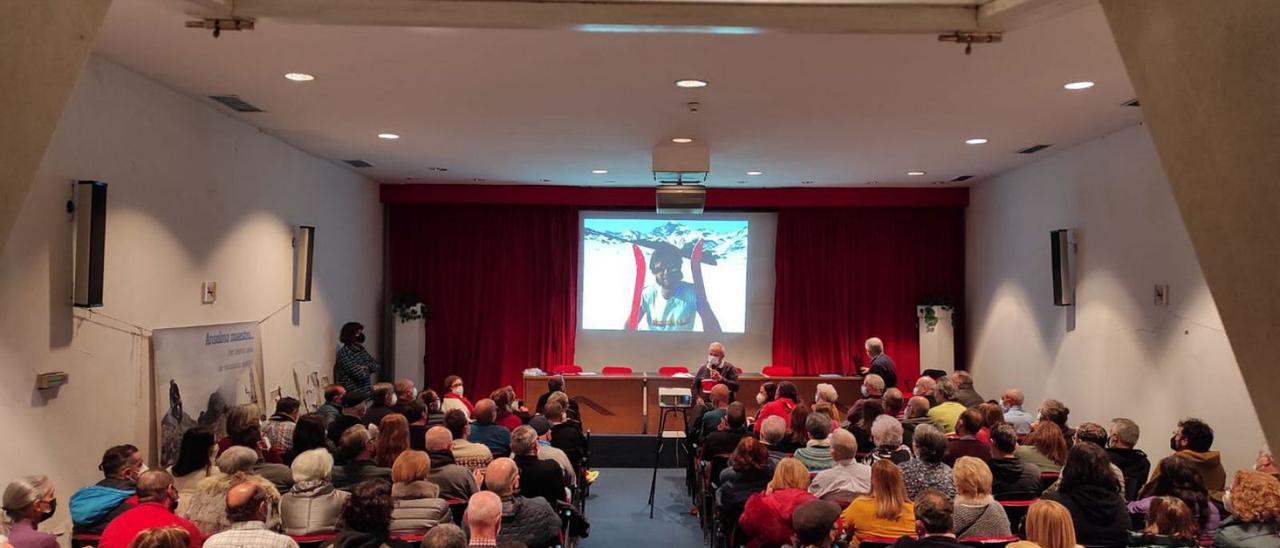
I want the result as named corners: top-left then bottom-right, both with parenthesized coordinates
top-left (361, 383), bottom-right (400, 428)
top-left (849, 374), bottom-right (886, 423)
top-left (1140, 418), bottom-right (1226, 502)
top-left (98, 470), bottom-right (204, 548)
top-left (1, 475), bottom-right (59, 548)
top-left (334, 321), bottom-right (379, 400)
top-left (392, 378), bottom-right (418, 415)
top-left (692, 341), bottom-right (739, 401)
top-left (912, 377), bottom-right (938, 408)
top-left (440, 375), bottom-right (475, 420)
top-left (71, 445), bottom-right (144, 534)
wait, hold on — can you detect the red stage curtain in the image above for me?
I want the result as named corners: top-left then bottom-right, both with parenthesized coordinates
top-left (772, 207), bottom-right (965, 390)
top-left (388, 205), bottom-right (578, 398)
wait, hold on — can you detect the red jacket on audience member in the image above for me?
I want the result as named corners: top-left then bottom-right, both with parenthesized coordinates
top-left (753, 398), bottom-right (797, 434)
top-left (97, 502), bottom-right (204, 548)
top-left (739, 487), bottom-right (816, 548)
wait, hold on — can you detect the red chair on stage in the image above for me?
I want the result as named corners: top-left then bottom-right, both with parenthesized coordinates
top-left (551, 364), bottom-right (583, 375)
top-left (602, 366), bottom-right (633, 375)
top-left (700, 379), bottom-right (718, 393)
top-left (761, 365), bottom-right (794, 377)
top-left (658, 366), bottom-right (689, 376)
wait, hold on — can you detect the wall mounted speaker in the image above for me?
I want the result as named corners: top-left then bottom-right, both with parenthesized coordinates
top-left (72, 181), bottom-right (107, 308)
top-left (294, 226), bottom-right (315, 301)
top-left (1051, 229), bottom-right (1075, 306)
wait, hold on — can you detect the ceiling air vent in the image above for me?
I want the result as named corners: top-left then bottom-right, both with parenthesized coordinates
top-left (208, 95), bottom-right (262, 112)
top-left (1017, 144), bottom-right (1052, 154)
top-left (343, 159), bottom-right (373, 168)
top-left (1123, 98), bottom-right (1141, 107)
top-left (950, 175), bottom-right (974, 182)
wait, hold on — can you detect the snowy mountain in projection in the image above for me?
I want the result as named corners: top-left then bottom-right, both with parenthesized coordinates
top-left (585, 221), bottom-right (748, 260)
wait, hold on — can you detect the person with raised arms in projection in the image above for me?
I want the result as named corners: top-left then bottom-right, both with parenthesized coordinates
top-left (629, 241), bottom-right (720, 332)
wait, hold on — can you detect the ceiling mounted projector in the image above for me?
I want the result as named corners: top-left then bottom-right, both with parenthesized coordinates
top-left (653, 141), bottom-right (709, 213)
top-left (656, 184), bottom-right (706, 214)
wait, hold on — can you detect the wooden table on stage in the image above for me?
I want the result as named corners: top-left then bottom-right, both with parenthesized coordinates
top-left (522, 374), bottom-right (864, 435)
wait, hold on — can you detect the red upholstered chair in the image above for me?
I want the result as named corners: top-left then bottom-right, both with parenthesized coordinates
top-left (602, 366), bottom-right (633, 375)
top-left (761, 365), bottom-right (794, 377)
top-left (658, 366), bottom-right (689, 376)
top-left (700, 379), bottom-right (718, 393)
top-left (551, 364), bottom-right (583, 375)
top-left (734, 367), bottom-right (743, 376)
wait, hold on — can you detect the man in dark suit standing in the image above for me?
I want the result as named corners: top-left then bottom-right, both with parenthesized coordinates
top-left (692, 341), bottom-right (739, 402)
top-left (891, 489), bottom-right (969, 548)
top-left (861, 337), bottom-right (897, 391)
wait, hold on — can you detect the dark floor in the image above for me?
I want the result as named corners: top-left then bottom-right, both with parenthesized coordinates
top-left (578, 467), bottom-right (704, 547)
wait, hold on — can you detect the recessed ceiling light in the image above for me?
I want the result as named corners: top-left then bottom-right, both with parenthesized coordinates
top-left (671, 138), bottom-right (694, 144)
top-left (1063, 81), bottom-right (1095, 90)
top-left (377, 133), bottom-right (400, 140)
top-left (965, 138), bottom-right (988, 145)
top-left (284, 72), bottom-right (314, 82)
top-left (746, 171), bottom-right (764, 176)
top-left (675, 79), bottom-right (708, 88)
top-left (592, 169), bottom-right (609, 174)
top-left (907, 171), bottom-right (927, 176)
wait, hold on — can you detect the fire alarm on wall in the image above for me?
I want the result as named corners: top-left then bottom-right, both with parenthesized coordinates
top-left (202, 281), bottom-right (217, 304)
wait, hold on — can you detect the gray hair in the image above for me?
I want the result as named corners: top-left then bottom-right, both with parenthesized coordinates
top-left (912, 424), bottom-right (948, 463)
top-left (951, 371), bottom-right (975, 390)
top-left (2, 475), bottom-right (52, 519)
top-left (290, 448), bottom-right (333, 483)
top-left (1110, 418), bottom-right (1141, 447)
top-left (216, 445), bottom-right (259, 474)
top-left (863, 374), bottom-right (885, 393)
top-left (805, 412), bottom-right (831, 441)
top-left (422, 523), bottom-right (467, 548)
top-left (871, 415), bottom-right (904, 448)
top-left (828, 429), bottom-right (858, 461)
top-left (935, 378), bottom-right (959, 402)
top-left (865, 337), bottom-right (884, 354)
top-left (760, 416), bottom-right (787, 445)
top-left (509, 426), bottom-right (538, 456)
top-left (815, 383), bottom-right (839, 404)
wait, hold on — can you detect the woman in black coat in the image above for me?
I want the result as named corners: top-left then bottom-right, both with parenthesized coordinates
top-left (1042, 442), bottom-right (1131, 548)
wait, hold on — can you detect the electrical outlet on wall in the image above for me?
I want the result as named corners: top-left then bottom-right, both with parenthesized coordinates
top-left (202, 281), bottom-right (217, 304)
top-left (1154, 284), bottom-right (1170, 306)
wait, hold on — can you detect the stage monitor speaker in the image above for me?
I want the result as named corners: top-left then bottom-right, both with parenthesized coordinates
top-left (294, 225), bottom-right (315, 301)
top-left (1051, 229), bottom-right (1075, 306)
top-left (72, 181), bottom-right (107, 308)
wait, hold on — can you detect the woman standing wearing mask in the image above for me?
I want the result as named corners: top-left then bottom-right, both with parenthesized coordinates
top-left (334, 322), bottom-right (379, 400)
top-left (1, 476), bottom-right (58, 548)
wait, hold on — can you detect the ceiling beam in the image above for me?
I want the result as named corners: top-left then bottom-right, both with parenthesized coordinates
top-left (978, 0), bottom-right (1092, 30)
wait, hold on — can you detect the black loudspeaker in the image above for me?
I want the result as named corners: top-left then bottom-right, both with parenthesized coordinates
top-left (1051, 229), bottom-right (1075, 306)
top-left (294, 226), bottom-right (315, 301)
top-left (72, 181), bottom-right (107, 308)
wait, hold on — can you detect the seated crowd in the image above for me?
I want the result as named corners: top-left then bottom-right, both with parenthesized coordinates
top-left (686, 371), bottom-right (1280, 548)
top-left (1, 376), bottom-right (591, 548)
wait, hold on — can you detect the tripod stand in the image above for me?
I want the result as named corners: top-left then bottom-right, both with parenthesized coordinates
top-left (647, 405), bottom-right (689, 518)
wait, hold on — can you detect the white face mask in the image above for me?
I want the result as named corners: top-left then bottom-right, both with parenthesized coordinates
top-left (861, 385), bottom-right (870, 397)
top-left (756, 393), bottom-right (766, 405)
top-left (411, 387), bottom-right (419, 399)
top-left (1223, 490), bottom-right (1234, 515)
top-left (452, 386), bottom-right (465, 396)
top-left (708, 355), bottom-right (721, 366)
top-left (389, 394), bottom-right (398, 406)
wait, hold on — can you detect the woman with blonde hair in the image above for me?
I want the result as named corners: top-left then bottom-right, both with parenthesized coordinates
top-left (839, 460), bottom-right (916, 542)
top-left (1017, 421), bottom-right (1069, 473)
top-left (1215, 470), bottom-right (1280, 548)
top-left (388, 451), bottom-right (450, 533)
top-left (127, 526), bottom-right (190, 548)
top-left (1, 475), bottom-right (57, 548)
top-left (1009, 500), bottom-right (1080, 548)
top-left (740, 458), bottom-right (816, 547)
top-left (374, 414), bottom-right (410, 468)
top-left (952, 456), bottom-right (1013, 539)
top-left (1128, 496), bottom-right (1199, 547)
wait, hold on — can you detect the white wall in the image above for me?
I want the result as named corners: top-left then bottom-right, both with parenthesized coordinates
top-left (0, 56), bottom-right (381, 534)
top-left (966, 123), bottom-right (1264, 476)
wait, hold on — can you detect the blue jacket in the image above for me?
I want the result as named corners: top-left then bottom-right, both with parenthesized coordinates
top-left (70, 478), bottom-right (136, 533)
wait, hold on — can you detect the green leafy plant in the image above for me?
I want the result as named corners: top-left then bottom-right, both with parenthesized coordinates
top-left (923, 306), bottom-right (939, 332)
top-left (919, 296), bottom-right (954, 333)
top-left (391, 294), bottom-right (425, 323)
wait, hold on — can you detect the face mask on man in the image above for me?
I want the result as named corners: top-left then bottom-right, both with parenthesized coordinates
top-left (1170, 435), bottom-right (1181, 451)
top-left (389, 394), bottom-right (398, 407)
top-left (411, 387), bottom-right (419, 400)
top-left (708, 355), bottom-right (721, 366)
top-left (861, 385), bottom-right (869, 397)
top-left (756, 393), bottom-right (766, 405)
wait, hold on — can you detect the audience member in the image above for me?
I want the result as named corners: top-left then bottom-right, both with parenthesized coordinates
top-left (717, 437), bottom-right (773, 518)
top-left (181, 446), bottom-right (281, 535)
top-left (950, 371), bottom-right (984, 408)
top-left (951, 457), bottom-right (1013, 539)
top-left (221, 404), bottom-right (292, 492)
top-left (206, 481), bottom-right (298, 545)
top-left (479, 459), bottom-right (561, 548)
top-left (883, 388), bottom-right (906, 420)
top-left (753, 382), bottom-right (778, 421)
top-left (1129, 496), bottom-right (1200, 548)
top-left (546, 402), bottom-right (588, 473)
top-left (794, 413), bottom-right (835, 472)
top-left (1041, 443), bottom-right (1129, 548)
top-left (841, 460), bottom-right (916, 542)
top-left (1141, 418), bottom-right (1226, 501)
top-left (944, 408), bottom-right (991, 466)
top-left (281, 449), bottom-right (348, 536)
top-left (374, 413), bottom-right (412, 468)
top-left (902, 397), bottom-right (932, 444)
top-left (286, 414), bottom-right (333, 466)
top-left (70, 444), bottom-right (142, 534)
top-left (809, 429), bottom-right (870, 500)
top-left (786, 405), bottom-right (812, 449)
top-left (760, 415), bottom-right (796, 460)
top-left (1106, 417), bottom-right (1151, 501)
top-left (334, 321), bottom-right (377, 399)
top-left (463, 491), bottom-right (503, 547)
top-left (403, 400), bottom-right (431, 452)
top-left (170, 427), bottom-right (223, 516)
top-left (1130, 456), bottom-right (1220, 543)
top-left (1007, 500), bottom-right (1077, 548)
top-left (317, 384), bottom-right (346, 427)
top-left (440, 376), bottom-right (475, 419)
top-left (871, 414), bottom-right (913, 465)
top-left (1016, 421), bottom-right (1068, 473)
top-left (262, 398), bottom-right (301, 456)
top-left (421, 523), bottom-right (467, 548)
top-left (127, 526), bottom-right (190, 548)
top-left (849, 374), bottom-right (885, 422)
top-left (362, 382), bottom-right (400, 429)
top-left (988, 424), bottom-right (1042, 499)
top-left (755, 382), bottom-right (800, 433)
top-left (788, 500), bottom-right (842, 548)
top-left (1214, 470), bottom-right (1280, 548)
top-left (862, 337), bottom-right (898, 390)
top-left (927, 379), bottom-right (966, 434)
top-left (444, 410), bottom-right (494, 472)
top-left (546, 390), bottom-right (581, 426)
top-left (2, 475), bottom-right (58, 548)
top-left (974, 403), bottom-right (1005, 444)
top-left (889, 489), bottom-right (965, 548)
top-left (812, 402), bottom-right (842, 430)
top-left (999, 389), bottom-right (1034, 435)
top-left (99, 471), bottom-right (202, 548)
top-left (1066, 423), bottom-right (1126, 492)
top-left (693, 384), bottom-right (731, 442)
top-left (509, 426), bottom-right (566, 504)
top-left (490, 386), bottom-right (526, 432)
top-left (534, 377), bottom-right (581, 422)
top-left (331, 425), bottom-right (392, 490)
top-left (705, 403), bottom-right (752, 457)
top-left (912, 377), bottom-right (938, 408)
top-left (741, 458), bottom-right (817, 547)
top-left (420, 389), bottom-right (446, 429)
top-left (425, 426), bottom-right (478, 501)
top-left (847, 399), bottom-right (884, 457)
top-left (692, 342), bottom-right (740, 400)
top-left (321, 479), bottom-right (392, 548)
top-left (900, 424), bottom-right (956, 499)
top-left (814, 383), bottom-right (842, 417)
top-left (389, 451), bottom-right (451, 534)
top-left (327, 391), bottom-right (366, 446)
top-left (527, 416), bottom-right (576, 488)
top-left (393, 378), bottom-right (418, 414)
top-left (1037, 400), bottom-right (1074, 448)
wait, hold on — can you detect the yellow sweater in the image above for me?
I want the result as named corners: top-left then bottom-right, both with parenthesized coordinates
top-left (840, 497), bottom-right (917, 541)
top-left (927, 402), bottom-right (966, 434)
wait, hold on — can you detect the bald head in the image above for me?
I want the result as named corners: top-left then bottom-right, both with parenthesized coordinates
top-left (136, 470), bottom-right (174, 503)
top-left (483, 458), bottom-right (519, 496)
top-left (466, 491), bottom-right (503, 538)
top-left (426, 426), bottom-right (453, 452)
top-left (709, 384), bottom-right (730, 405)
top-left (225, 481), bottom-right (268, 523)
top-left (914, 376), bottom-right (936, 396)
top-left (907, 396), bottom-right (931, 419)
top-left (473, 399), bottom-right (496, 423)
top-left (1002, 388), bottom-right (1024, 407)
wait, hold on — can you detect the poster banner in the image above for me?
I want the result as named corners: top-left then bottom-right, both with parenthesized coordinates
top-left (153, 321), bottom-right (262, 468)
